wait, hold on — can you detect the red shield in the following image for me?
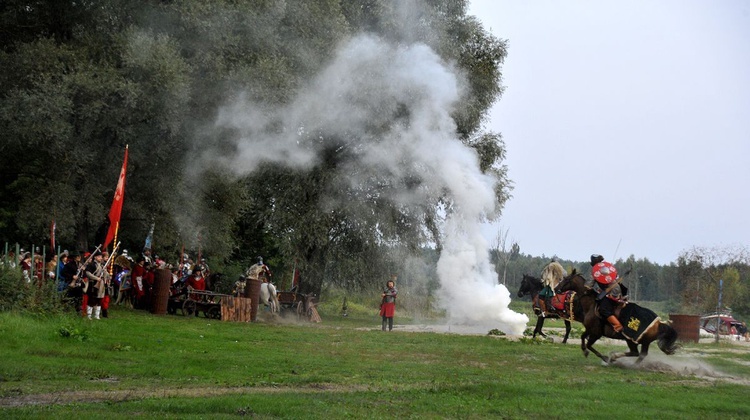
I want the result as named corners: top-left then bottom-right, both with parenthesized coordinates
top-left (592, 261), bottom-right (618, 285)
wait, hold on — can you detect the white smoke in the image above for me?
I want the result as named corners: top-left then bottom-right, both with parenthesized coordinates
top-left (215, 34), bottom-right (528, 334)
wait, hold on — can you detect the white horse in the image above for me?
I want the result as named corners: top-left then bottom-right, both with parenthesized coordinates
top-left (260, 281), bottom-right (280, 313)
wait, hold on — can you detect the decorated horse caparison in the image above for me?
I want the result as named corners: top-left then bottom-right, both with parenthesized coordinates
top-left (517, 274), bottom-right (582, 343)
top-left (555, 269), bottom-right (679, 364)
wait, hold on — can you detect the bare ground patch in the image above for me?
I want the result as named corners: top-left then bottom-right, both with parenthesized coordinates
top-left (0, 383), bottom-right (368, 408)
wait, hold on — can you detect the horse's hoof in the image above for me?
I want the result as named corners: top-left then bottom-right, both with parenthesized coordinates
top-left (600, 360), bottom-right (610, 367)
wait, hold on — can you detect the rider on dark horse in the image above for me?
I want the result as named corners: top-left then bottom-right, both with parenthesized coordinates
top-left (590, 254), bottom-right (628, 333)
top-left (538, 260), bottom-right (565, 316)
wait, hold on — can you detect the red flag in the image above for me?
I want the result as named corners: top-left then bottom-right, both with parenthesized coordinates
top-left (104, 145), bottom-right (129, 249)
top-left (50, 220), bottom-right (56, 251)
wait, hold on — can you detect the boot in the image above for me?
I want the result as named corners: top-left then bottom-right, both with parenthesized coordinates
top-left (607, 315), bottom-right (623, 333)
top-left (86, 306), bottom-right (93, 320)
top-left (538, 300), bottom-right (547, 317)
top-left (94, 306), bottom-right (101, 320)
top-left (382, 318), bottom-right (387, 331)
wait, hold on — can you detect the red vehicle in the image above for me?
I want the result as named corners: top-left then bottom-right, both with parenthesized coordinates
top-left (700, 313), bottom-right (742, 335)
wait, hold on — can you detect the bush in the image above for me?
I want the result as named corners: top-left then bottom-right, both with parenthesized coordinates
top-left (0, 266), bottom-right (67, 314)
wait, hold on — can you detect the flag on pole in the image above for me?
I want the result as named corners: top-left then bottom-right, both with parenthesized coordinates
top-left (144, 222), bottom-right (155, 250)
top-left (104, 145), bottom-right (129, 249)
top-left (50, 219), bottom-right (56, 251)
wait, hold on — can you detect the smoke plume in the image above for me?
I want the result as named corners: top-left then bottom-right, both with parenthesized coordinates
top-left (215, 34), bottom-right (528, 334)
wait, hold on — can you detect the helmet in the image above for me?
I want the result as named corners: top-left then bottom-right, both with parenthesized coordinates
top-left (590, 254), bottom-right (604, 266)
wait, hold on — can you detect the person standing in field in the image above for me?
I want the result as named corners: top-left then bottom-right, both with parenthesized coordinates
top-left (84, 251), bottom-right (109, 320)
top-left (380, 275), bottom-right (398, 331)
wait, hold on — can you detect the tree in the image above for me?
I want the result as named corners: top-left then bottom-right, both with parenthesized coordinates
top-left (491, 227), bottom-right (515, 285)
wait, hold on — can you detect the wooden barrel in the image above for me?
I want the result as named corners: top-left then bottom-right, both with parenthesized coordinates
top-left (669, 314), bottom-right (700, 343)
top-left (244, 278), bottom-right (262, 321)
top-left (150, 268), bottom-right (172, 315)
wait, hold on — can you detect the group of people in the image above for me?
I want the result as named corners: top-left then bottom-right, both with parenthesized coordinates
top-left (1, 244), bottom-right (212, 319)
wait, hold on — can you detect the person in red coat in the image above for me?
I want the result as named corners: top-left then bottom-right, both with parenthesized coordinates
top-left (130, 256), bottom-right (147, 309)
top-left (379, 275), bottom-right (398, 331)
top-left (186, 265), bottom-right (206, 301)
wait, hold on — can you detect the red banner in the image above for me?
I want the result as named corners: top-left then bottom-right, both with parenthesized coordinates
top-left (50, 219), bottom-right (56, 251)
top-left (104, 146), bottom-right (129, 249)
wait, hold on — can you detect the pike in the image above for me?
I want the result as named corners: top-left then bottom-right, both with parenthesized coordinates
top-left (103, 241), bottom-right (121, 273)
top-left (76, 244), bottom-right (102, 280)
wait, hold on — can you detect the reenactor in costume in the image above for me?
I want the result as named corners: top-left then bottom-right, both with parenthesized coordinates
top-left (62, 251), bottom-right (83, 311)
top-left (246, 256), bottom-right (272, 283)
top-left (538, 260), bottom-right (566, 316)
top-left (590, 254), bottom-right (628, 333)
top-left (380, 275), bottom-right (398, 331)
top-left (84, 251), bottom-right (110, 320)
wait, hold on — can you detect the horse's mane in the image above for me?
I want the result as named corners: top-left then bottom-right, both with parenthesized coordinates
top-left (567, 270), bottom-right (597, 296)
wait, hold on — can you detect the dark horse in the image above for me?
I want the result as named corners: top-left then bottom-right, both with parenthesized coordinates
top-left (555, 270), bottom-right (679, 364)
top-left (517, 274), bottom-right (582, 343)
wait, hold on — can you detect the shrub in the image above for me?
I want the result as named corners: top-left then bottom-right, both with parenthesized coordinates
top-left (0, 266), bottom-right (67, 314)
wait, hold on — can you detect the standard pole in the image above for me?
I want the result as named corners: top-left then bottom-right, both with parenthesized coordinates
top-left (55, 245), bottom-right (61, 284)
top-left (715, 279), bottom-right (723, 343)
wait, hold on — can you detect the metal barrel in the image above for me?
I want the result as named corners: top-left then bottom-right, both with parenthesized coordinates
top-left (669, 314), bottom-right (700, 343)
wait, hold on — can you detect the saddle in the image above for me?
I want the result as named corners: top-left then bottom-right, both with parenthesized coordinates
top-left (549, 291), bottom-right (576, 318)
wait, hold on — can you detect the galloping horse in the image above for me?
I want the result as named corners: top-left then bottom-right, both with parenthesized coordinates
top-left (260, 281), bottom-right (280, 313)
top-left (555, 269), bottom-right (678, 364)
top-left (517, 274), bottom-right (581, 343)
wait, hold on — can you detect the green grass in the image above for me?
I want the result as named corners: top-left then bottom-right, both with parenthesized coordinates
top-left (1, 306), bottom-right (749, 419)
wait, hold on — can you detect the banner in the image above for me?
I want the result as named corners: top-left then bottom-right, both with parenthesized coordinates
top-left (144, 222), bottom-right (155, 250)
top-left (50, 220), bottom-right (56, 251)
top-left (104, 145), bottom-right (129, 249)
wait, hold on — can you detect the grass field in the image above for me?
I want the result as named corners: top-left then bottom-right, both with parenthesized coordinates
top-left (1, 303), bottom-right (749, 419)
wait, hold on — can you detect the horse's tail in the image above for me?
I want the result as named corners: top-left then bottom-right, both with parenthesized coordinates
top-left (269, 283), bottom-right (280, 312)
top-left (657, 322), bottom-right (679, 355)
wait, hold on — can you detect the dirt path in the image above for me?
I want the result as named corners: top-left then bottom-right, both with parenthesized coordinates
top-left (0, 383), bottom-right (363, 408)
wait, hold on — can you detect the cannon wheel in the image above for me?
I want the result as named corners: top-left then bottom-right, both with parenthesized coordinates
top-left (207, 305), bottom-right (221, 320)
top-left (183, 299), bottom-right (197, 317)
top-left (296, 300), bottom-right (310, 321)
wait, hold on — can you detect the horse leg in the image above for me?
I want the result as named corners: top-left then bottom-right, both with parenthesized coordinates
top-left (562, 320), bottom-right (571, 344)
top-left (580, 333), bottom-right (589, 357)
top-left (114, 287), bottom-right (122, 305)
top-left (635, 342), bottom-right (650, 363)
top-left (609, 341), bottom-right (640, 364)
top-left (585, 334), bottom-right (609, 363)
top-left (533, 316), bottom-right (546, 338)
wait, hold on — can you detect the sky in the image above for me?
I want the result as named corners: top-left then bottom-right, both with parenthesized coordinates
top-left (468, 0), bottom-right (750, 265)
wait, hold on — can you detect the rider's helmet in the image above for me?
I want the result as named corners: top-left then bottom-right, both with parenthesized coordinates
top-left (590, 254), bottom-right (604, 266)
